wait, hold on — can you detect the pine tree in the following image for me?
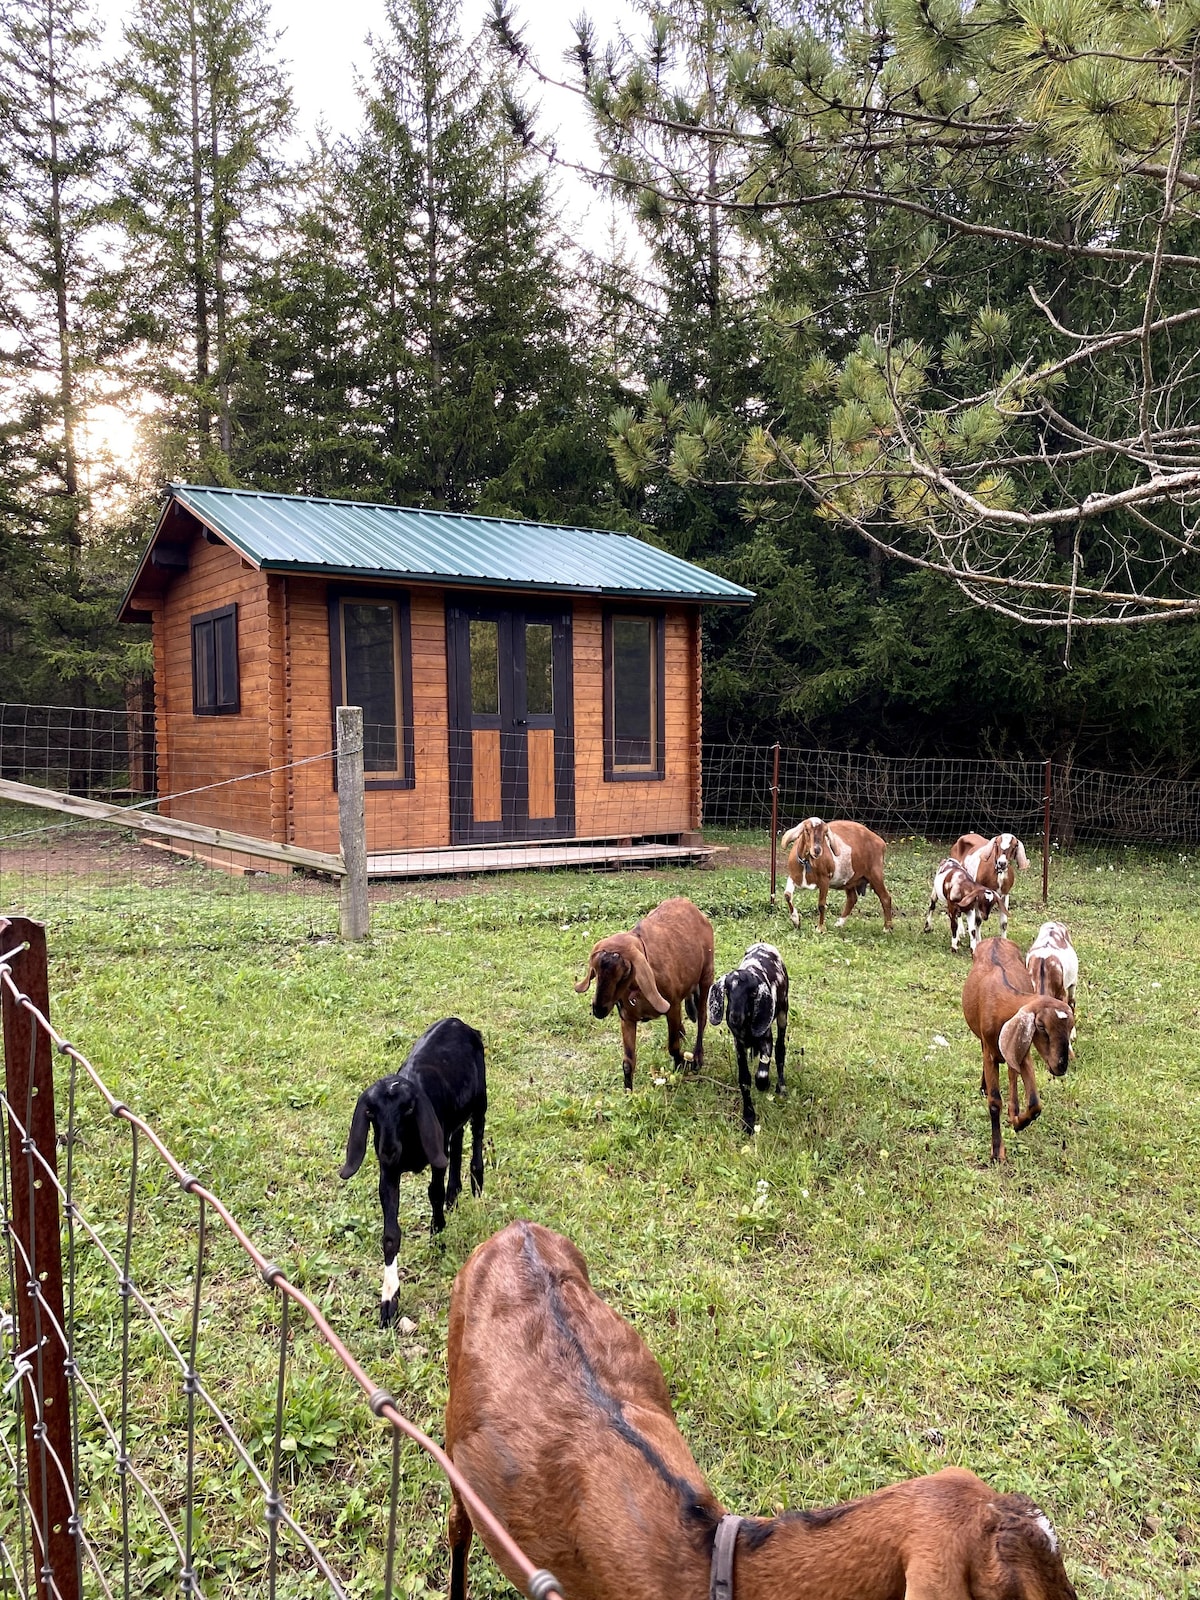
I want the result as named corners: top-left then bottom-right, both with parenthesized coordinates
top-left (0, 0), bottom-right (150, 703)
top-left (114, 0), bottom-right (293, 479)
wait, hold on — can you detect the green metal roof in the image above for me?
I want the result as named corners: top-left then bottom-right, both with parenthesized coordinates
top-left (123, 485), bottom-right (755, 614)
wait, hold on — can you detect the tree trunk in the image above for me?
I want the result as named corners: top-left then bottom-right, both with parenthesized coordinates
top-left (189, 0), bottom-right (211, 451)
top-left (45, 0), bottom-right (81, 567)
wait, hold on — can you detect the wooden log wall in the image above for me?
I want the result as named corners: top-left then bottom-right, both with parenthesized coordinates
top-left (286, 579), bottom-right (451, 855)
top-left (153, 538), bottom-right (272, 836)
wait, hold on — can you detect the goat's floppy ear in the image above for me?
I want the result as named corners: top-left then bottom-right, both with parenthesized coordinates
top-left (998, 1008), bottom-right (1037, 1070)
top-left (629, 947), bottom-right (670, 1014)
top-left (414, 1091), bottom-right (447, 1171)
top-left (1016, 840), bottom-right (1029, 870)
top-left (339, 1092), bottom-right (372, 1180)
top-left (574, 952), bottom-right (597, 994)
top-left (707, 976), bottom-right (727, 1026)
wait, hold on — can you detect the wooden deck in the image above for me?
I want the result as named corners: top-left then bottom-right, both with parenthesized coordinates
top-left (366, 839), bottom-right (720, 878)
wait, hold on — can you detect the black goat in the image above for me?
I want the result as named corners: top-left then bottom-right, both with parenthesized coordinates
top-left (707, 942), bottom-right (790, 1133)
top-left (339, 1017), bottom-right (487, 1327)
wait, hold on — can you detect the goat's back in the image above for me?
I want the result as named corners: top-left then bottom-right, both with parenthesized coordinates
top-left (962, 937), bottom-right (1035, 1040)
top-left (826, 819), bottom-right (887, 858)
top-left (446, 1222), bottom-right (720, 1600)
top-left (634, 897), bottom-right (714, 990)
top-left (951, 832), bottom-right (989, 864)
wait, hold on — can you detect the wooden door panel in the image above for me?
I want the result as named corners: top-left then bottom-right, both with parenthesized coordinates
top-left (472, 729), bottom-right (502, 822)
top-left (527, 728), bottom-right (556, 819)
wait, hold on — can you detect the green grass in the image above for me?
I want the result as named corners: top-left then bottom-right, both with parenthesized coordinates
top-left (3, 842), bottom-right (1200, 1597)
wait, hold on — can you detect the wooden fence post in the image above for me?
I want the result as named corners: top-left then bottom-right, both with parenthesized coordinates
top-left (1042, 758), bottom-right (1052, 906)
top-left (769, 742), bottom-right (781, 906)
top-left (1, 916), bottom-right (81, 1600)
top-left (337, 707), bottom-right (369, 941)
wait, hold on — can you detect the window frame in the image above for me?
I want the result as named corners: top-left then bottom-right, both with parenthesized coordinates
top-left (603, 608), bottom-right (666, 782)
top-left (191, 603), bottom-right (240, 717)
top-left (327, 588), bottom-right (415, 790)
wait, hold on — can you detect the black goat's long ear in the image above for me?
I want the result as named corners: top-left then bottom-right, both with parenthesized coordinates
top-left (339, 1093), bottom-right (372, 1179)
top-left (415, 1092), bottom-right (447, 1172)
top-left (707, 976), bottom-right (726, 1026)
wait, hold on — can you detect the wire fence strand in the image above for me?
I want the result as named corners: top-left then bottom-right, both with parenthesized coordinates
top-left (0, 936), bottom-right (565, 1600)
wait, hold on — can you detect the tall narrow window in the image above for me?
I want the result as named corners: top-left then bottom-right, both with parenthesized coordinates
top-left (191, 604), bottom-right (239, 715)
top-left (604, 611), bottom-right (665, 780)
top-left (329, 592), bottom-right (415, 788)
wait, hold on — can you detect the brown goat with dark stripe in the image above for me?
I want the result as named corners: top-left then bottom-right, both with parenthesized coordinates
top-left (444, 1221), bottom-right (1077, 1600)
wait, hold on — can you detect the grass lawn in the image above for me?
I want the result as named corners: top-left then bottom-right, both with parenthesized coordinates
top-left (3, 840), bottom-right (1199, 1597)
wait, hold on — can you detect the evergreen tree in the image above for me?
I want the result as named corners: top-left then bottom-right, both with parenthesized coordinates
top-left (0, 0), bottom-right (148, 703)
top-left (115, 0), bottom-right (293, 480)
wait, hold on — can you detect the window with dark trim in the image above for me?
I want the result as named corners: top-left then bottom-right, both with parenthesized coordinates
top-left (328, 591), bottom-right (415, 789)
top-left (603, 610), bottom-right (665, 781)
top-left (191, 604), bottom-right (239, 716)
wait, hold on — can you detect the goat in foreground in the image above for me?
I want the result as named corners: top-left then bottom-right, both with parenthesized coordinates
top-left (576, 896), bottom-right (713, 1090)
top-left (924, 857), bottom-right (998, 953)
top-left (951, 832), bottom-right (1029, 936)
top-left (1027, 922), bottom-right (1079, 1009)
top-left (708, 943), bottom-right (790, 1133)
top-left (445, 1220), bottom-right (1076, 1600)
top-left (339, 1017), bottom-right (486, 1326)
top-left (962, 938), bottom-right (1074, 1163)
top-left (780, 816), bottom-right (895, 934)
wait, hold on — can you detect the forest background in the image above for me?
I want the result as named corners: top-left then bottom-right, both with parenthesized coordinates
top-left (6, 0), bottom-right (1200, 769)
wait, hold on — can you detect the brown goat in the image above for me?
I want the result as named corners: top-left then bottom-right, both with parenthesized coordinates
top-left (951, 832), bottom-right (1029, 937)
top-left (780, 817), bottom-right (895, 934)
top-left (445, 1221), bottom-right (1077, 1600)
top-left (575, 896), bottom-right (714, 1089)
top-left (962, 937), bottom-right (1075, 1162)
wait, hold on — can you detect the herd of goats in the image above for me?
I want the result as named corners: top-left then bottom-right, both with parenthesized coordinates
top-left (339, 817), bottom-right (1083, 1600)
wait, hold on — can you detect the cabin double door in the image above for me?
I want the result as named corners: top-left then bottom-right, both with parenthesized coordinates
top-left (447, 602), bottom-right (575, 844)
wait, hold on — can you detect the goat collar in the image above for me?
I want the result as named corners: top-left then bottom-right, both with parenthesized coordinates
top-left (709, 1514), bottom-right (743, 1600)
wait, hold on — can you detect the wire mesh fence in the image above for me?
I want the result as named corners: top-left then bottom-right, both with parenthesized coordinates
top-left (0, 919), bottom-right (564, 1600)
top-left (4, 703), bottom-right (1200, 938)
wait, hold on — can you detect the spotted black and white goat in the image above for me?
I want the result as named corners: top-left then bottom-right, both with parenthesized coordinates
top-left (707, 942), bottom-right (790, 1134)
top-left (339, 1017), bottom-right (487, 1327)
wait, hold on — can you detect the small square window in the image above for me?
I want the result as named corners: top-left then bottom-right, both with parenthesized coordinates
top-left (191, 605), bottom-right (239, 715)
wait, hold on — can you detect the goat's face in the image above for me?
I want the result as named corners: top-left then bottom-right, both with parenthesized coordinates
top-left (724, 971), bottom-right (776, 1084)
top-left (973, 1493), bottom-right (1078, 1599)
top-left (997, 832), bottom-right (1029, 875)
top-left (1034, 1005), bottom-right (1074, 1078)
top-left (588, 948), bottom-right (632, 1019)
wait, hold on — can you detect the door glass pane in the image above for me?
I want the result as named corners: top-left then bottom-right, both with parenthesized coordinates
top-left (343, 602), bottom-right (398, 772)
top-left (612, 616), bottom-right (653, 766)
top-left (525, 623), bottom-right (553, 716)
top-left (470, 619), bottom-right (499, 715)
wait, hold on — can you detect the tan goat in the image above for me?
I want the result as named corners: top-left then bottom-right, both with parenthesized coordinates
top-left (575, 896), bottom-right (714, 1089)
top-left (962, 937), bottom-right (1075, 1162)
top-left (445, 1220), bottom-right (1077, 1600)
top-left (780, 817), bottom-right (895, 934)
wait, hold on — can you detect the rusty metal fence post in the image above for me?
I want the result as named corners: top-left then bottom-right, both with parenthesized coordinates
top-left (1, 916), bottom-right (81, 1600)
top-left (768, 743), bottom-right (781, 906)
top-left (1042, 759), bottom-right (1052, 905)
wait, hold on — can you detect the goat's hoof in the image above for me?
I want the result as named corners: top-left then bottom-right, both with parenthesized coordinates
top-left (380, 1297), bottom-right (398, 1329)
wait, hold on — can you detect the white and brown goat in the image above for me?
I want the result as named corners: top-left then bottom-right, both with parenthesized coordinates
top-left (951, 832), bottom-right (1029, 936)
top-left (445, 1220), bottom-right (1077, 1600)
top-left (924, 858), bottom-right (998, 953)
top-left (780, 817), bottom-right (895, 934)
top-left (1026, 922), bottom-right (1079, 1009)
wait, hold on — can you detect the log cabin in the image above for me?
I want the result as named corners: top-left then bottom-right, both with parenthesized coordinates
top-left (118, 485), bottom-right (753, 871)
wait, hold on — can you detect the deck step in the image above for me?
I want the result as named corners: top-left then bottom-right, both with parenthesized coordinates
top-left (365, 841), bottom-right (720, 878)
